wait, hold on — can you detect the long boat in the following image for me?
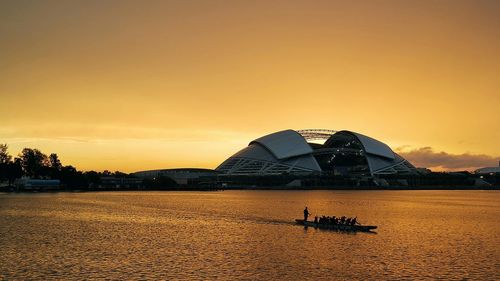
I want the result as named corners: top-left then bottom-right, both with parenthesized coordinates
top-left (295, 219), bottom-right (377, 232)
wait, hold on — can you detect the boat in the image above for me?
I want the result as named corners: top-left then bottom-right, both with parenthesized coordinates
top-left (295, 219), bottom-right (377, 232)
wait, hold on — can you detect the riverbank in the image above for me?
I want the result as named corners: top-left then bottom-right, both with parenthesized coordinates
top-left (1, 185), bottom-right (498, 193)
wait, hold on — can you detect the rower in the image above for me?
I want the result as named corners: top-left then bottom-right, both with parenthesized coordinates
top-left (303, 207), bottom-right (310, 221)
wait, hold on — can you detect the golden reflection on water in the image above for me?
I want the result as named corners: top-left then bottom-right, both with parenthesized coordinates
top-left (0, 191), bottom-right (499, 280)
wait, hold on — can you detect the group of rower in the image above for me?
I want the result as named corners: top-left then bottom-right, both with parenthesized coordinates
top-left (303, 207), bottom-right (359, 226)
top-left (314, 215), bottom-right (358, 226)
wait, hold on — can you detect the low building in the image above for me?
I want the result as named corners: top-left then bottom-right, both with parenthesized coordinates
top-left (475, 162), bottom-right (500, 186)
top-left (15, 178), bottom-right (61, 191)
top-left (99, 177), bottom-right (144, 189)
top-left (475, 163), bottom-right (500, 175)
top-left (132, 168), bottom-right (218, 185)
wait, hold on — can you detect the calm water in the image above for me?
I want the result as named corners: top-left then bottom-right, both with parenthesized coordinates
top-left (0, 190), bottom-right (499, 280)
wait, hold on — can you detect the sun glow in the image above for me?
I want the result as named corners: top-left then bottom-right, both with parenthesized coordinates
top-left (1, 1), bottom-right (499, 172)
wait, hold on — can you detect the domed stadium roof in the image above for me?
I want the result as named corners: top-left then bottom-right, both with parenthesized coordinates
top-left (216, 129), bottom-right (416, 176)
top-left (250, 129), bottom-right (313, 159)
top-left (347, 131), bottom-right (395, 160)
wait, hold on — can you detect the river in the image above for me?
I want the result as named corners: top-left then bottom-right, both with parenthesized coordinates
top-left (0, 190), bottom-right (499, 280)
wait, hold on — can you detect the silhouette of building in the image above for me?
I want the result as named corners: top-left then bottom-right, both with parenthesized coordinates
top-left (99, 177), bottom-right (144, 189)
top-left (216, 129), bottom-right (417, 177)
top-left (14, 178), bottom-right (60, 191)
top-left (132, 168), bottom-right (217, 185)
top-left (475, 161), bottom-right (500, 175)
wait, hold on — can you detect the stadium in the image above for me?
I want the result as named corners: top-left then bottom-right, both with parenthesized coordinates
top-left (132, 130), bottom-right (494, 188)
top-left (216, 129), bottom-right (417, 177)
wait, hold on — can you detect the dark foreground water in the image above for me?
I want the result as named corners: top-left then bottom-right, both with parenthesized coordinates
top-left (0, 191), bottom-right (499, 280)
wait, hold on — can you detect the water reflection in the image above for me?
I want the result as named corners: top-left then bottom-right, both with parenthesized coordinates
top-left (0, 191), bottom-right (499, 280)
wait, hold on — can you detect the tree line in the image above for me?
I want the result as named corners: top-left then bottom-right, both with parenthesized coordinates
top-left (0, 144), bottom-right (133, 189)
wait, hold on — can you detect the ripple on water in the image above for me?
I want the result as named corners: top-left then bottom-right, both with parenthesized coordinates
top-left (0, 190), bottom-right (499, 280)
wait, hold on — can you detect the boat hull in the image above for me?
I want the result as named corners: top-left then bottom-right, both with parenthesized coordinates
top-left (295, 219), bottom-right (377, 232)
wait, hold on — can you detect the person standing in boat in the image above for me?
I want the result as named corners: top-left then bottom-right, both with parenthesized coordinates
top-left (303, 207), bottom-right (310, 221)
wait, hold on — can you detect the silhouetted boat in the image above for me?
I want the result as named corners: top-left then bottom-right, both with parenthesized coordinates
top-left (295, 219), bottom-right (377, 232)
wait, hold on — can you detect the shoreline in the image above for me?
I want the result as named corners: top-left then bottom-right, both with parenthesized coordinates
top-left (1, 186), bottom-right (499, 193)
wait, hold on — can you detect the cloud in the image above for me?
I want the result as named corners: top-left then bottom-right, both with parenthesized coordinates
top-left (396, 147), bottom-right (499, 171)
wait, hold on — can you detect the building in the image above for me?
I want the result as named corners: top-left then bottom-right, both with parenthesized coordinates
top-left (99, 177), bottom-right (144, 189)
top-left (14, 178), bottom-right (61, 191)
top-left (474, 162), bottom-right (500, 186)
top-left (475, 161), bottom-right (500, 175)
top-left (132, 168), bottom-right (218, 185)
top-left (216, 129), bottom-right (417, 177)
top-left (130, 129), bottom-right (497, 188)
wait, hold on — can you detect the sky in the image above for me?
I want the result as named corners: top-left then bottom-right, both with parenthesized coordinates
top-left (1, 0), bottom-right (499, 172)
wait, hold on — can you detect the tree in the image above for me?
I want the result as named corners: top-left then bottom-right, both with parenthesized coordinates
top-left (49, 153), bottom-right (62, 170)
top-left (60, 165), bottom-right (87, 189)
top-left (48, 153), bottom-right (63, 179)
top-left (113, 171), bottom-right (128, 178)
top-left (84, 171), bottom-right (101, 188)
top-left (18, 148), bottom-right (48, 178)
top-left (6, 160), bottom-right (23, 186)
top-left (0, 144), bottom-right (13, 184)
top-left (0, 144), bottom-right (11, 164)
top-left (0, 146), bottom-right (23, 187)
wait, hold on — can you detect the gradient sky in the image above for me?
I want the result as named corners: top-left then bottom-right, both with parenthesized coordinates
top-left (1, 0), bottom-right (499, 172)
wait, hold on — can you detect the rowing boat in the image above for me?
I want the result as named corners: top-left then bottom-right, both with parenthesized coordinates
top-left (295, 219), bottom-right (377, 232)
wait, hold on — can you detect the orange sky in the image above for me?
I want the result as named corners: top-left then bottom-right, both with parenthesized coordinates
top-left (1, 0), bottom-right (499, 172)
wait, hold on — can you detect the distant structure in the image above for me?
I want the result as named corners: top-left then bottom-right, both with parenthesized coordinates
top-left (132, 168), bottom-right (217, 185)
top-left (14, 178), bottom-right (60, 191)
top-left (216, 129), bottom-right (417, 176)
top-left (475, 161), bottom-right (500, 175)
top-left (99, 177), bottom-right (144, 189)
top-left (128, 129), bottom-right (498, 189)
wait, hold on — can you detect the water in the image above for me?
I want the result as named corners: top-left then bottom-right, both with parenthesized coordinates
top-left (0, 190), bottom-right (499, 280)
